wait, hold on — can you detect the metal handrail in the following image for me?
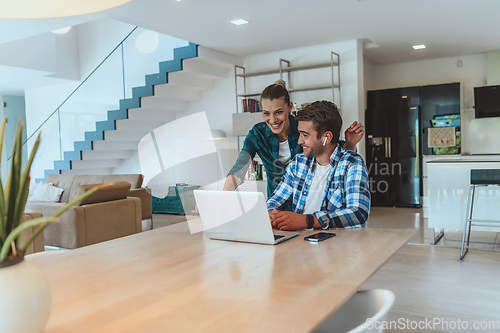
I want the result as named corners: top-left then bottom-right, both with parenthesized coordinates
top-left (17, 25), bottom-right (138, 155)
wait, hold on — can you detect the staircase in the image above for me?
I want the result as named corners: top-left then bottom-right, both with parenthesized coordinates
top-left (37, 44), bottom-right (238, 182)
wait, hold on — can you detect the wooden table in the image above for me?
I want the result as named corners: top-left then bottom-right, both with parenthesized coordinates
top-left (27, 222), bottom-right (415, 333)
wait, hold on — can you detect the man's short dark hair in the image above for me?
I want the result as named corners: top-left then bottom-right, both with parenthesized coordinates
top-left (295, 100), bottom-right (342, 144)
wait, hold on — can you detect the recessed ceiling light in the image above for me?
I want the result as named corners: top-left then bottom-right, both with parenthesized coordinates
top-left (230, 18), bottom-right (248, 26)
top-left (412, 44), bottom-right (426, 50)
top-left (51, 26), bottom-right (72, 34)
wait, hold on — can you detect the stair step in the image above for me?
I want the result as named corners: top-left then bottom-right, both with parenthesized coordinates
top-left (104, 130), bottom-right (145, 142)
top-left (54, 160), bottom-right (71, 171)
top-left (115, 119), bottom-right (164, 131)
top-left (96, 120), bottom-right (116, 132)
top-left (81, 150), bottom-right (134, 160)
top-left (107, 109), bottom-right (128, 121)
top-left (151, 84), bottom-right (201, 102)
top-left (145, 73), bottom-right (167, 87)
top-left (63, 150), bottom-right (81, 161)
top-left (92, 141), bottom-right (138, 151)
top-left (128, 108), bottom-right (178, 122)
top-left (164, 71), bottom-right (215, 90)
top-left (197, 46), bottom-right (242, 68)
top-left (181, 58), bottom-right (230, 79)
top-left (71, 159), bottom-right (124, 170)
top-left (137, 97), bottom-right (187, 111)
top-left (74, 141), bottom-right (93, 152)
top-left (61, 168), bottom-right (114, 175)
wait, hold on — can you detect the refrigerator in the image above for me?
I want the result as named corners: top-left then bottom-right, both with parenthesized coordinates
top-left (366, 89), bottom-right (421, 207)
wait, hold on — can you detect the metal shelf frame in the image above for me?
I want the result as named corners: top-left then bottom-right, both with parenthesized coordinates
top-left (234, 51), bottom-right (341, 114)
top-left (233, 52), bottom-right (342, 150)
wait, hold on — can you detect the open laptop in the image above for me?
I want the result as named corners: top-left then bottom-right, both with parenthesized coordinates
top-left (193, 190), bottom-right (298, 245)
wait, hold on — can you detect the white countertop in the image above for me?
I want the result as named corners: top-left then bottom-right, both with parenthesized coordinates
top-left (424, 154), bottom-right (500, 163)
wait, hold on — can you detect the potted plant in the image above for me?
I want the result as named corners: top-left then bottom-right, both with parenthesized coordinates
top-left (0, 118), bottom-right (100, 333)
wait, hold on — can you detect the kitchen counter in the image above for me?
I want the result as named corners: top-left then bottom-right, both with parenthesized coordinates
top-left (426, 158), bottom-right (500, 231)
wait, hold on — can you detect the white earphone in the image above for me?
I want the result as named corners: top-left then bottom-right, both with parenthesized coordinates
top-left (322, 137), bottom-right (328, 146)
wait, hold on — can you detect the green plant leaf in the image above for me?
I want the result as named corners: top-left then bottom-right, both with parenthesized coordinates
top-left (53, 185), bottom-right (100, 217)
top-left (13, 132), bottom-right (40, 246)
top-left (0, 117), bottom-right (7, 240)
top-left (4, 121), bottom-right (23, 235)
top-left (0, 216), bottom-right (58, 261)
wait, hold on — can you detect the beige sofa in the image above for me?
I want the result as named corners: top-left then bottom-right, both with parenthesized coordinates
top-left (20, 213), bottom-right (45, 255)
top-left (26, 174), bottom-right (151, 249)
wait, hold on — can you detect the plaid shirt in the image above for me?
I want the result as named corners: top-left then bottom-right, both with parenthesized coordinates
top-left (267, 145), bottom-right (371, 229)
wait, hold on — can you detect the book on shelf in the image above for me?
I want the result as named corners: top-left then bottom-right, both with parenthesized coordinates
top-left (241, 98), bottom-right (261, 113)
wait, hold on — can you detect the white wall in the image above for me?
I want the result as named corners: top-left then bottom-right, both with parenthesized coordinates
top-left (365, 53), bottom-right (500, 155)
top-left (0, 30), bottom-right (80, 81)
top-left (244, 39), bottom-right (364, 142)
top-left (1, 95), bottom-right (27, 183)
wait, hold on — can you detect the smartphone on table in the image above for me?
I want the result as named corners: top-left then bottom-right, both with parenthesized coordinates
top-left (304, 232), bottom-right (336, 242)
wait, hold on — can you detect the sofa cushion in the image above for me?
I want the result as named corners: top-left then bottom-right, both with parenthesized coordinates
top-left (101, 174), bottom-right (143, 189)
top-left (78, 181), bottom-right (131, 205)
top-left (28, 182), bottom-right (64, 202)
top-left (67, 175), bottom-right (106, 202)
top-left (46, 174), bottom-right (75, 203)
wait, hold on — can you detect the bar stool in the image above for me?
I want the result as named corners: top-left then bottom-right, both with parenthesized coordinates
top-left (460, 169), bottom-right (500, 261)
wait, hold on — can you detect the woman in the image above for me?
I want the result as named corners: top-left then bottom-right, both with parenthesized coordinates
top-left (223, 80), bottom-right (364, 205)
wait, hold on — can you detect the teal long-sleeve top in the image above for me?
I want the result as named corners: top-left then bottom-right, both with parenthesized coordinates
top-left (228, 115), bottom-right (303, 200)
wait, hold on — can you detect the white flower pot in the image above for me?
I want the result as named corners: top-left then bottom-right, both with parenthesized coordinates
top-left (0, 257), bottom-right (51, 333)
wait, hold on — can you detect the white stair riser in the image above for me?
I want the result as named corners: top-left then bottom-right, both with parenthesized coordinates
top-left (166, 71), bottom-right (216, 90)
top-left (104, 130), bottom-right (144, 142)
top-left (127, 110), bottom-right (175, 122)
top-left (138, 97), bottom-right (187, 111)
top-left (82, 150), bottom-right (133, 160)
top-left (197, 46), bottom-right (242, 68)
top-left (115, 119), bottom-right (164, 131)
top-left (71, 159), bottom-right (123, 170)
top-left (152, 85), bottom-right (201, 101)
top-left (182, 58), bottom-right (230, 79)
top-left (61, 168), bottom-right (114, 175)
top-left (92, 141), bottom-right (138, 151)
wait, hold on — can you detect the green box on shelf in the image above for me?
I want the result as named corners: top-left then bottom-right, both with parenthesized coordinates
top-left (152, 184), bottom-right (200, 215)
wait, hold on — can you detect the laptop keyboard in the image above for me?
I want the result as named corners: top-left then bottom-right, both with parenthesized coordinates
top-left (274, 234), bottom-right (285, 241)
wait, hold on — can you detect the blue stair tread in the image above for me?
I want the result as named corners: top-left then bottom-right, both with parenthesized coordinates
top-left (96, 120), bottom-right (115, 132)
top-left (54, 160), bottom-right (71, 170)
top-left (64, 151), bottom-right (81, 161)
top-left (107, 109), bottom-right (127, 121)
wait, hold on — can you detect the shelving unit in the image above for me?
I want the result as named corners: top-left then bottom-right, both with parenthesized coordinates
top-left (233, 51), bottom-right (341, 115)
top-left (232, 51), bottom-right (341, 155)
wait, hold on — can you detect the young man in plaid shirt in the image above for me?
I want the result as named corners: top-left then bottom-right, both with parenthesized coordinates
top-left (267, 101), bottom-right (370, 230)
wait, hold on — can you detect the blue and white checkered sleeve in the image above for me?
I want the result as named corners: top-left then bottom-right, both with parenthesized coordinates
top-left (315, 157), bottom-right (371, 228)
top-left (267, 157), bottom-right (297, 210)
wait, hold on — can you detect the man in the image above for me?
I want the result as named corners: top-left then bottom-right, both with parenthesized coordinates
top-left (267, 100), bottom-right (370, 230)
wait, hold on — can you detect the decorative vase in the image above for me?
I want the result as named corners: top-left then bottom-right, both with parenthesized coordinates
top-left (0, 256), bottom-right (51, 333)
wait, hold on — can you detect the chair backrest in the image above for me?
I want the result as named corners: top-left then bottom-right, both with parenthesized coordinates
top-left (46, 174), bottom-right (144, 202)
top-left (471, 169), bottom-right (500, 185)
top-left (313, 289), bottom-right (395, 333)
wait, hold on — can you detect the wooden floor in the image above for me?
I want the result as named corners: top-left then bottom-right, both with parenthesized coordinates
top-left (361, 207), bottom-right (500, 332)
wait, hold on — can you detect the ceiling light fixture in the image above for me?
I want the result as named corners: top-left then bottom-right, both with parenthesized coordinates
top-left (412, 44), bottom-right (426, 50)
top-left (230, 19), bottom-right (249, 26)
top-left (0, 0), bottom-right (133, 19)
top-left (51, 26), bottom-right (72, 34)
